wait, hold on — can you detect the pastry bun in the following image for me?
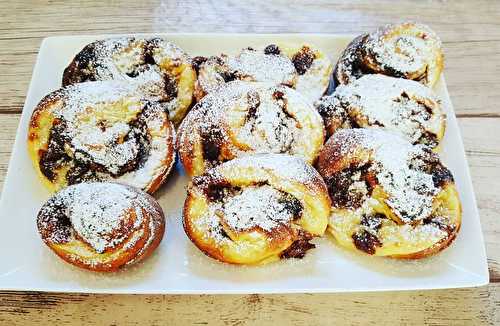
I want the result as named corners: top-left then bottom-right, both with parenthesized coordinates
top-left (178, 81), bottom-right (325, 176)
top-left (37, 182), bottom-right (165, 272)
top-left (62, 37), bottom-right (197, 124)
top-left (28, 80), bottom-right (176, 194)
top-left (316, 128), bottom-right (461, 258)
top-left (334, 22), bottom-right (444, 88)
top-left (183, 154), bottom-right (331, 265)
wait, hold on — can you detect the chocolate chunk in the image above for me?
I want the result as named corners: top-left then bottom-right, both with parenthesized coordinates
top-left (206, 184), bottom-right (227, 202)
top-left (272, 89), bottom-right (295, 120)
top-left (325, 164), bottom-right (373, 209)
top-left (278, 193), bottom-right (303, 219)
top-left (280, 239), bottom-right (315, 259)
top-left (360, 213), bottom-right (385, 231)
top-left (432, 165), bottom-right (454, 187)
top-left (38, 201), bottom-right (72, 244)
top-left (280, 231), bottom-right (315, 259)
top-left (163, 74), bottom-right (178, 101)
top-left (419, 131), bottom-right (438, 148)
top-left (409, 149), bottom-right (453, 187)
top-left (273, 90), bottom-right (284, 100)
top-left (191, 56), bottom-right (208, 73)
top-left (220, 71), bottom-right (237, 83)
top-left (315, 99), bottom-right (336, 121)
top-left (423, 216), bottom-right (455, 234)
top-left (264, 44), bottom-right (281, 55)
top-left (200, 128), bottom-right (223, 162)
top-left (75, 43), bottom-right (96, 70)
top-left (246, 90), bottom-right (260, 121)
top-left (63, 111), bottom-right (151, 185)
top-left (62, 43), bottom-right (99, 85)
top-left (352, 230), bottom-right (381, 255)
top-left (118, 113), bottom-right (151, 175)
top-left (143, 40), bottom-right (157, 65)
top-left (349, 118), bottom-right (362, 129)
top-left (219, 227), bottom-right (231, 239)
top-left (126, 71), bottom-right (139, 78)
top-left (203, 182), bottom-right (240, 202)
top-left (292, 46), bottom-right (315, 75)
top-left (66, 162), bottom-right (95, 185)
top-left (39, 120), bottom-right (70, 181)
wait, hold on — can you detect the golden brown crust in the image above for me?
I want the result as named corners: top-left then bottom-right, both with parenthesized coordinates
top-left (183, 154), bottom-right (331, 265)
top-left (62, 37), bottom-right (197, 125)
top-left (177, 81), bottom-right (325, 176)
top-left (389, 214), bottom-right (461, 259)
top-left (316, 128), bottom-right (461, 259)
top-left (27, 80), bottom-right (176, 194)
top-left (334, 22), bottom-right (444, 88)
top-left (37, 183), bottom-right (165, 272)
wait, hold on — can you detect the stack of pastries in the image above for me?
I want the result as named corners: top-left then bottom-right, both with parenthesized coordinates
top-left (29, 22), bottom-right (461, 272)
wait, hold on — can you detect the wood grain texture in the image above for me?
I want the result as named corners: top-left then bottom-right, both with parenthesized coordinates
top-left (0, 0), bottom-right (499, 325)
top-left (0, 285), bottom-right (499, 325)
top-left (0, 0), bottom-right (499, 115)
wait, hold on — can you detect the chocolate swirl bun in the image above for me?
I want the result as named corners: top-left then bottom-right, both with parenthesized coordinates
top-left (183, 154), bottom-right (331, 265)
top-left (62, 37), bottom-right (197, 125)
top-left (193, 43), bottom-right (332, 102)
top-left (335, 22), bottom-right (444, 88)
top-left (177, 81), bottom-right (325, 176)
top-left (316, 129), bottom-right (461, 258)
top-left (193, 47), bottom-right (296, 102)
top-left (28, 80), bottom-right (175, 194)
top-left (37, 182), bottom-right (165, 272)
top-left (315, 74), bottom-right (446, 148)
top-left (271, 43), bottom-right (333, 103)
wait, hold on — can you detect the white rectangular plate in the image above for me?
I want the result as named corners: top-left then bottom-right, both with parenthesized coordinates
top-left (0, 34), bottom-right (489, 294)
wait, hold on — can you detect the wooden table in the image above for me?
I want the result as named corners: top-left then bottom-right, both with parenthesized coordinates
top-left (1, 1), bottom-right (499, 325)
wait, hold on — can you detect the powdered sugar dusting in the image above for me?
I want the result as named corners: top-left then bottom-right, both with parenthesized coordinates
top-left (335, 22), bottom-right (442, 85)
top-left (227, 49), bottom-right (296, 85)
top-left (223, 185), bottom-right (295, 231)
top-left (42, 79), bottom-right (173, 190)
top-left (179, 81), bottom-right (323, 173)
top-left (320, 74), bottom-right (444, 145)
top-left (77, 37), bottom-right (188, 82)
top-left (235, 88), bottom-right (300, 154)
top-left (197, 49), bottom-right (296, 95)
top-left (38, 183), bottom-right (158, 253)
top-left (223, 153), bottom-right (321, 187)
top-left (293, 54), bottom-right (332, 103)
top-left (365, 22), bottom-right (441, 76)
top-left (195, 185), bottom-right (296, 244)
top-left (333, 129), bottom-right (439, 223)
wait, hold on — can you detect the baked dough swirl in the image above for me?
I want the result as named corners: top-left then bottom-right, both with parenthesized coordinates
top-left (315, 74), bottom-right (446, 148)
top-left (316, 128), bottom-right (461, 258)
top-left (334, 22), bottom-right (444, 88)
top-left (62, 37), bottom-right (197, 125)
top-left (183, 154), bottom-right (331, 265)
top-left (193, 43), bottom-right (332, 102)
top-left (37, 182), bottom-right (165, 272)
top-left (28, 80), bottom-right (176, 194)
top-left (178, 81), bottom-right (325, 176)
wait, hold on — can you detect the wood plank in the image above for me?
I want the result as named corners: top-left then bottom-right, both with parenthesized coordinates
top-left (0, 0), bottom-right (499, 115)
top-left (0, 284), bottom-right (498, 325)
